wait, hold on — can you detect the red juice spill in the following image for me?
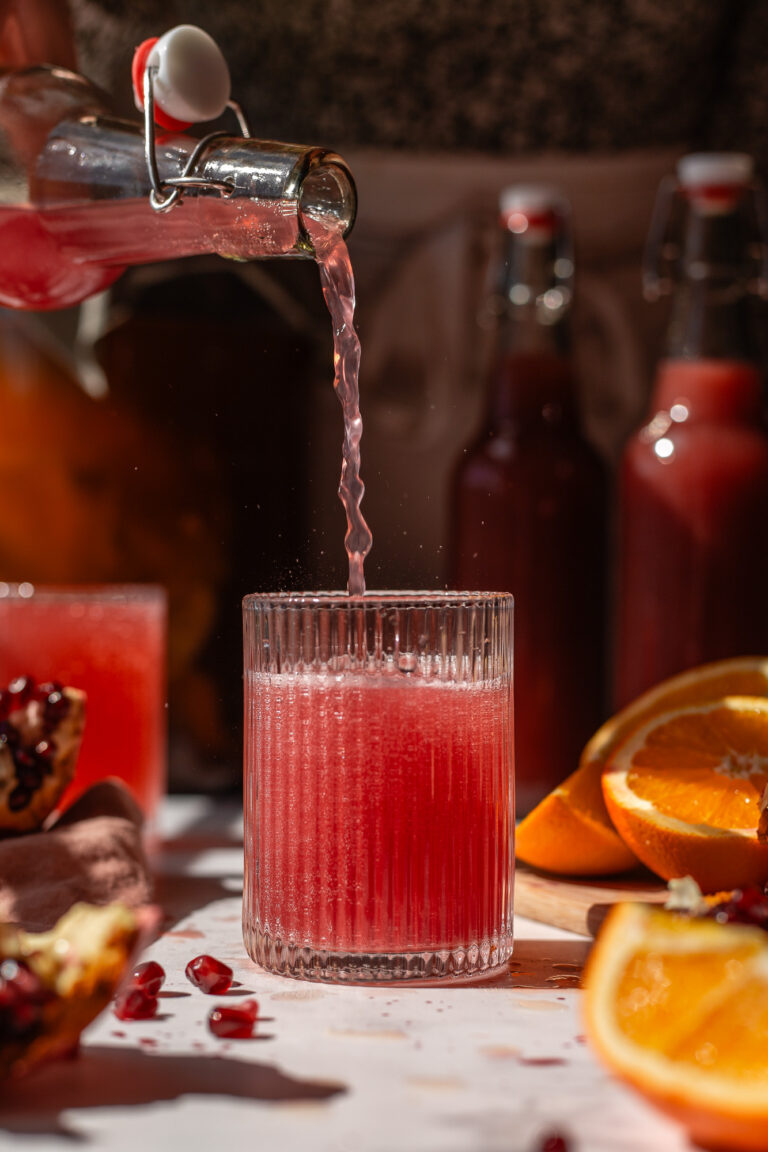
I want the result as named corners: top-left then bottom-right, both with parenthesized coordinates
top-left (308, 219), bottom-right (372, 596)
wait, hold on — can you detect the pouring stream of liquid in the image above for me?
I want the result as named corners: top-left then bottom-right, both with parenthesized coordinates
top-left (310, 220), bottom-right (373, 596)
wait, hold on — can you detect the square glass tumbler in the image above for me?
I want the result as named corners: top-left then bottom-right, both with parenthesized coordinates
top-left (0, 583), bottom-right (167, 825)
top-left (243, 591), bottom-right (514, 983)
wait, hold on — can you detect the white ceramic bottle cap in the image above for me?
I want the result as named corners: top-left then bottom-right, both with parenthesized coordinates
top-left (146, 25), bottom-right (231, 125)
top-left (677, 153), bottom-right (753, 189)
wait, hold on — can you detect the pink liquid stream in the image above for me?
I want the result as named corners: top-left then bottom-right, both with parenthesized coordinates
top-left (308, 220), bottom-right (373, 596)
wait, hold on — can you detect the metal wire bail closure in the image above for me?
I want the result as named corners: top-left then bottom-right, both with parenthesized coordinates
top-left (137, 26), bottom-right (251, 214)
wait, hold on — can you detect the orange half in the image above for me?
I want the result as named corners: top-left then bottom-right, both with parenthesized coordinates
top-left (602, 696), bottom-right (768, 892)
top-left (516, 657), bottom-right (768, 877)
top-left (584, 902), bottom-right (768, 1151)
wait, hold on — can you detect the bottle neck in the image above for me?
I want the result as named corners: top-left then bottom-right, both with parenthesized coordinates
top-left (36, 116), bottom-right (355, 262)
top-left (665, 205), bottom-right (758, 362)
top-left (486, 228), bottom-right (576, 427)
top-left (487, 349), bottom-right (577, 428)
top-left (0, 66), bottom-right (357, 307)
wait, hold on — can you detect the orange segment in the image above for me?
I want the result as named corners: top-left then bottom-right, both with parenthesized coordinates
top-left (603, 697), bottom-right (768, 892)
top-left (584, 903), bottom-right (768, 1151)
top-left (517, 656), bottom-right (768, 877)
top-left (584, 656), bottom-right (768, 771)
top-left (515, 766), bottom-right (638, 875)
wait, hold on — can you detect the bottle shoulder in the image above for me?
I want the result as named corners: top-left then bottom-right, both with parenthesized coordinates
top-left (646, 358), bottom-right (765, 424)
top-left (621, 419), bottom-right (768, 505)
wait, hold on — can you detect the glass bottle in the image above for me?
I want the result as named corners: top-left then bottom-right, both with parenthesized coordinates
top-left (0, 61), bottom-right (356, 309)
top-left (449, 185), bottom-right (607, 815)
top-left (615, 153), bottom-right (768, 707)
top-left (0, 22), bottom-right (348, 791)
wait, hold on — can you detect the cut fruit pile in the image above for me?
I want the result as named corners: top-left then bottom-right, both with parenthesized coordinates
top-left (515, 657), bottom-right (768, 892)
top-left (584, 902), bottom-right (768, 1151)
top-left (0, 902), bottom-right (154, 1077)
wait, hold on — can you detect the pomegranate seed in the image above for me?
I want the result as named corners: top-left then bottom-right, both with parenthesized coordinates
top-left (113, 986), bottom-right (158, 1021)
top-left (42, 691), bottom-right (69, 727)
top-left (7, 785), bottom-right (30, 812)
top-left (7, 676), bottom-right (34, 706)
top-left (185, 954), bottom-right (233, 995)
top-left (207, 999), bottom-right (259, 1039)
top-left (131, 961), bottom-right (165, 997)
top-left (33, 681), bottom-right (63, 702)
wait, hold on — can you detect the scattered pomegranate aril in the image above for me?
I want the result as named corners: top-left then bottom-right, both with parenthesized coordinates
top-left (113, 986), bottom-right (158, 1021)
top-left (131, 960), bottom-right (165, 997)
top-left (207, 999), bottom-right (259, 1039)
top-left (185, 954), bottom-right (233, 994)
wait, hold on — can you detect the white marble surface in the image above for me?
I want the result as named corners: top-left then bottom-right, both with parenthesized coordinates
top-left (0, 797), bottom-right (688, 1152)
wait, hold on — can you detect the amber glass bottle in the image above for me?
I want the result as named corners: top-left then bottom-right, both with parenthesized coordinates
top-left (450, 186), bottom-right (607, 815)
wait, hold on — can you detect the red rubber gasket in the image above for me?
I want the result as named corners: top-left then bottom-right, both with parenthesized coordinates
top-left (132, 37), bottom-right (192, 132)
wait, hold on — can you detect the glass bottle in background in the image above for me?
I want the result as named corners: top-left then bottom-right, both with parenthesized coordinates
top-left (615, 153), bottom-right (768, 708)
top-left (449, 186), bottom-right (607, 816)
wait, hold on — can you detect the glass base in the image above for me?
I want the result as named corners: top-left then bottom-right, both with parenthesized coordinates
top-left (243, 925), bottom-right (514, 984)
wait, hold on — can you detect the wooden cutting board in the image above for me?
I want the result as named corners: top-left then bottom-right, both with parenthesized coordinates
top-left (515, 863), bottom-right (668, 937)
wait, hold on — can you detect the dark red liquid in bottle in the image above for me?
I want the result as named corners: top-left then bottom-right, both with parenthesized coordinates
top-left (450, 191), bottom-right (607, 814)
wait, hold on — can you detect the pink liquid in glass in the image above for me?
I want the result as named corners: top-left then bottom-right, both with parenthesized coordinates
top-left (248, 672), bottom-right (513, 955)
top-left (0, 587), bottom-right (166, 821)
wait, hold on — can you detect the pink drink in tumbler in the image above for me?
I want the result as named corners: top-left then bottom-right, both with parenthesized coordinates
top-left (0, 584), bottom-right (166, 822)
top-left (243, 592), bottom-right (514, 983)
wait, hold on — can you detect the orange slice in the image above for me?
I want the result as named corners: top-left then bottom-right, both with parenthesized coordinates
top-left (602, 696), bottom-right (768, 892)
top-left (515, 758), bottom-right (639, 875)
top-left (516, 657), bottom-right (768, 877)
top-left (584, 902), bottom-right (768, 1151)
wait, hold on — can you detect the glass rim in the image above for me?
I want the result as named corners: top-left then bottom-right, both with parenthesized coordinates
top-left (243, 590), bottom-right (513, 610)
top-left (0, 582), bottom-right (167, 603)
